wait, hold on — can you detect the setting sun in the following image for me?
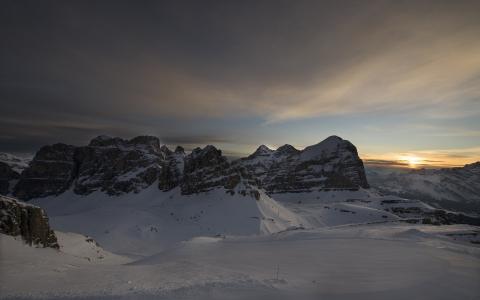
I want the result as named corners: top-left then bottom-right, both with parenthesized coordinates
top-left (399, 155), bottom-right (423, 168)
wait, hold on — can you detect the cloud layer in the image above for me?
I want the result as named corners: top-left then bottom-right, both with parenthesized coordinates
top-left (1, 0), bottom-right (479, 161)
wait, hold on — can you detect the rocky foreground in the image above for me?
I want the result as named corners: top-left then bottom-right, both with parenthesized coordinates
top-left (0, 195), bottom-right (58, 248)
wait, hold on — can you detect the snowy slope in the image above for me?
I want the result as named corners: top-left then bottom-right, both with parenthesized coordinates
top-left (31, 184), bottom-right (305, 256)
top-left (0, 152), bottom-right (31, 173)
top-left (31, 180), bottom-right (470, 257)
top-left (1, 223), bottom-right (479, 299)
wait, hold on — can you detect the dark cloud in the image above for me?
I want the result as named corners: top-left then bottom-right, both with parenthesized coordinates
top-left (363, 159), bottom-right (409, 167)
top-left (1, 0), bottom-right (479, 156)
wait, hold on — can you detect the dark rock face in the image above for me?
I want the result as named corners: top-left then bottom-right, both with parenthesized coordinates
top-left (13, 136), bottom-right (168, 199)
top-left (159, 145), bottom-right (260, 196)
top-left (11, 135), bottom-right (370, 199)
top-left (0, 195), bottom-right (59, 248)
top-left (238, 136), bottom-right (369, 193)
top-left (74, 136), bottom-right (165, 195)
top-left (174, 146), bottom-right (185, 154)
top-left (14, 143), bottom-right (77, 200)
top-left (181, 146), bottom-right (241, 194)
top-left (421, 210), bottom-right (480, 226)
top-left (158, 149), bottom-right (185, 192)
top-left (0, 162), bottom-right (20, 195)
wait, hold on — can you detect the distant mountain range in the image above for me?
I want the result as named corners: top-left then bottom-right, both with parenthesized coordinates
top-left (1, 135), bottom-right (479, 216)
top-left (367, 162), bottom-right (480, 214)
top-left (1, 135), bottom-right (480, 255)
top-left (1, 135), bottom-right (368, 200)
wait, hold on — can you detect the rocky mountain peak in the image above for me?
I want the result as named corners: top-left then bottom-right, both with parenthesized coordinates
top-left (89, 135), bottom-right (125, 147)
top-left (251, 145), bottom-right (274, 157)
top-left (129, 136), bottom-right (160, 150)
top-left (300, 135), bottom-right (353, 160)
top-left (160, 145), bottom-right (172, 156)
top-left (185, 145), bottom-right (227, 173)
top-left (238, 135), bottom-right (369, 193)
top-left (0, 152), bottom-right (31, 174)
top-left (180, 145), bottom-right (243, 194)
top-left (8, 134), bottom-right (370, 199)
top-left (275, 144), bottom-right (299, 156)
top-left (14, 143), bottom-right (77, 200)
top-left (0, 162), bottom-right (20, 195)
top-left (174, 146), bottom-right (185, 154)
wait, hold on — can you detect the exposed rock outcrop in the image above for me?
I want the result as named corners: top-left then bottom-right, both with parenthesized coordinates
top-left (14, 143), bottom-right (77, 200)
top-left (158, 147), bottom-right (185, 191)
top-left (0, 195), bottom-right (59, 248)
top-left (237, 136), bottom-right (369, 193)
top-left (13, 136), bottom-right (168, 199)
top-left (181, 145), bottom-right (241, 194)
top-left (73, 135), bottom-right (165, 195)
top-left (0, 162), bottom-right (20, 195)
top-left (11, 135), bottom-right (370, 199)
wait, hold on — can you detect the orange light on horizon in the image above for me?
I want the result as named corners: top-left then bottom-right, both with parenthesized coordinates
top-left (360, 149), bottom-right (480, 169)
top-left (398, 155), bottom-right (424, 168)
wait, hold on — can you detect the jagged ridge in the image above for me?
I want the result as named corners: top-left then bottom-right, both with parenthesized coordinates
top-left (7, 135), bottom-right (369, 200)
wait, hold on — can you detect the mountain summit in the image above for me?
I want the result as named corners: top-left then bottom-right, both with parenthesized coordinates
top-left (3, 135), bottom-right (369, 200)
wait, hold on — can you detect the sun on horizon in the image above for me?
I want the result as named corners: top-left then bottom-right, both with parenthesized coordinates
top-left (398, 155), bottom-right (424, 168)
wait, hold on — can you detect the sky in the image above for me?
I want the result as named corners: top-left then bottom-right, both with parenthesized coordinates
top-left (1, 0), bottom-right (479, 167)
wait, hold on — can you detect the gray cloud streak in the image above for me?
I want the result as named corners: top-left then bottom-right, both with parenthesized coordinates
top-left (1, 0), bottom-right (479, 153)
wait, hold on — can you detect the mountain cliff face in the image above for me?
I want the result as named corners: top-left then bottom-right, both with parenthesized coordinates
top-left (13, 136), bottom-right (169, 199)
top-left (9, 135), bottom-right (369, 200)
top-left (368, 162), bottom-right (480, 214)
top-left (158, 146), bottom-right (186, 191)
top-left (73, 135), bottom-right (165, 195)
top-left (0, 162), bottom-right (20, 195)
top-left (0, 153), bottom-right (31, 195)
top-left (180, 145), bottom-right (240, 194)
top-left (0, 195), bottom-right (58, 248)
top-left (14, 144), bottom-right (77, 199)
top-left (237, 136), bottom-right (369, 193)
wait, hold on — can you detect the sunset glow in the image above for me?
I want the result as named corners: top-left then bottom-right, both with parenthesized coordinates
top-left (0, 0), bottom-right (478, 169)
top-left (399, 155), bottom-right (423, 168)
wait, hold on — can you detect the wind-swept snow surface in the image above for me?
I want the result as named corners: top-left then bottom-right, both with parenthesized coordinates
top-left (1, 224), bottom-right (479, 299)
top-left (29, 185), bottom-right (304, 256)
top-left (2, 186), bottom-right (479, 299)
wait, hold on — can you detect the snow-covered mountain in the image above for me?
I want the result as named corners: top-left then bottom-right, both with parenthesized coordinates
top-left (1, 135), bottom-right (480, 299)
top-left (367, 162), bottom-right (480, 214)
top-left (13, 136), bottom-right (168, 199)
top-left (237, 135), bottom-right (369, 193)
top-left (0, 152), bottom-right (31, 173)
top-left (0, 152), bottom-right (31, 195)
top-left (7, 135), bottom-right (368, 200)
